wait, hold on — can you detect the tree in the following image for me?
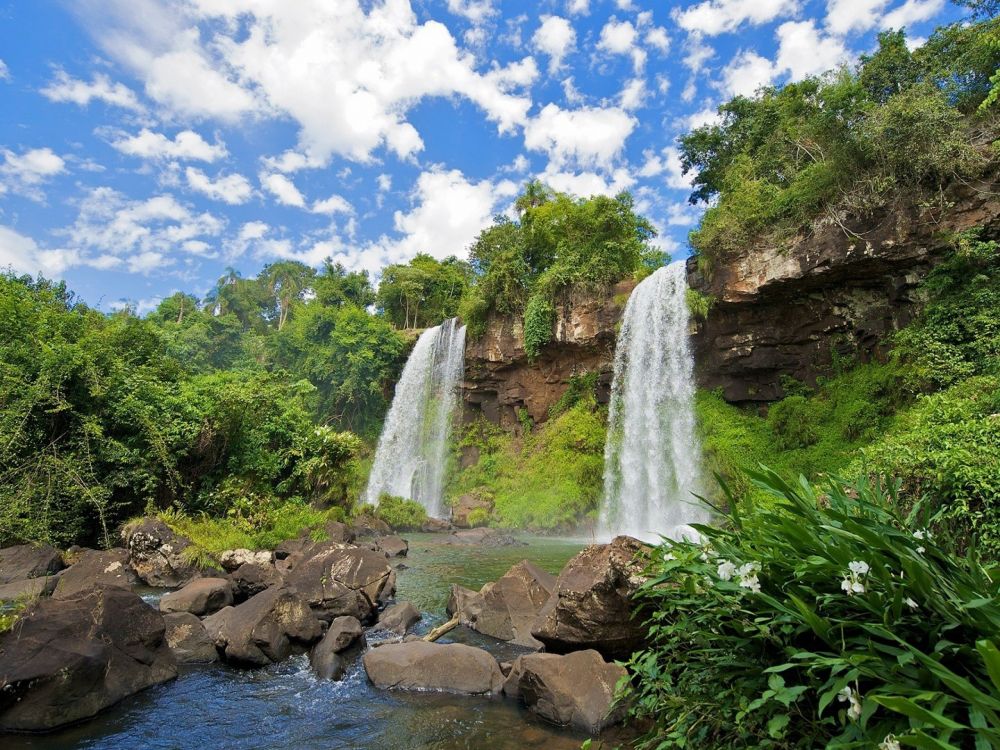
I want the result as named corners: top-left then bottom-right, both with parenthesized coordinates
top-left (261, 260), bottom-right (315, 330)
top-left (376, 254), bottom-right (471, 329)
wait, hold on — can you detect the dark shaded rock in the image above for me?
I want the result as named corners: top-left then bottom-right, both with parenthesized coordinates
top-left (445, 528), bottom-right (525, 547)
top-left (351, 515), bottom-right (392, 538)
top-left (52, 548), bottom-right (139, 599)
top-left (219, 548), bottom-right (272, 572)
top-left (451, 493), bottom-right (493, 528)
top-left (201, 585), bottom-right (322, 667)
top-left (363, 641), bottom-right (503, 695)
top-left (274, 537), bottom-right (309, 561)
top-left (163, 612), bottom-right (218, 664)
top-left (0, 544), bottom-right (63, 584)
top-left (283, 544), bottom-right (395, 623)
top-left (374, 535), bottom-right (408, 558)
top-left (121, 517), bottom-right (201, 588)
top-left (309, 615), bottom-right (363, 680)
top-left (159, 577), bottom-right (233, 616)
top-left (377, 601), bottom-right (421, 635)
top-left (455, 561), bottom-right (555, 648)
top-left (229, 561), bottom-right (283, 603)
top-left (0, 576), bottom-right (57, 603)
top-left (320, 521), bottom-right (356, 544)
top-left (0, 585), bottom-right (176, 732)
top-left (531, 535), bottom-right (649, 659)
top-left (512, 650), bottom-right (627, 733)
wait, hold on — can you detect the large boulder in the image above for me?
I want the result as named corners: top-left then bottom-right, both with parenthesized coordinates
top-left (163, 612), bottom-right (219, 664)
top-left (0, 543), bottom-right (63, 584)
top-left (202, 585), bottom-right (322, 667)
top-left (507, 650), bottom-right (627, 733)
top-left (451, 492), bottom-right (493, 528)
top-left (320, 521), bottom-right (356, 544)
top-left (0, 576), bottom-right (57, 604)
top-left (159, 577), bottom-right (233, 616)
top-left (121, 517), bottom-right (201, 588)
top-left (351, 514), bottom-right (392, 538)
top-left (453, 561), bottom-right (555, 648)
top-left (377, 601), bottom-right (421, 635)
top-left (373, 535), bottom-right (408, 558)
top-left (445, 528), bottom-right (524, 547)
top-left (421, 517), bottom-right (452, 533)
top-left (218, 549), bottom-right (272, 572)
top-left (446, 584), bottom-right (480, 618)
top-left (52, 548), bottom-right (139, 599)
top-left (283, 543), bottom-right (395, 623)
top-left (309, 615), bottom-right (364, 680)
top-left (363, 642), bottom-right (503, 695)
top-left (0, 585), bottom-right (177, 732)
top-left (229, 561), bottom-right (283, 603)
top-left (531, 536), bottom-right (649, 659)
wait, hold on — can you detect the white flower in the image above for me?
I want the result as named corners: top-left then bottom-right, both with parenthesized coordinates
top-left (717, 560), bottom-right (737, 581)
top-left (838, 685), bottom-right (863, 721)
top-left (848, 561), bottom-right (870, 576)
top-left (841, 577), bottom-right (853, 594)
top-left (879, 734), bottom-right (901, 750)
top-left (851, 580), bottom-right (866, 594)
top-left (740, 574), bottom-right (761, 594)
top-left (841, 561), bottom-right (870, 596)
top-left (905, 597), bottom-right (919, 609)
top-left (913, 529), bottom-right (932, 540)
top-left (736, 562), bottom-right (757, 578)
top-left (916, 545), bottom-right (926, 554)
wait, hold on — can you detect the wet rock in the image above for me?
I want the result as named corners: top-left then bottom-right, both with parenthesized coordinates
top-left (0, 585), bottom-right (176, 732)
top-left (163, 612), bottom-right (218, 664)
top-left (0, 576), bottom-right (57, 603)
top-left (229, 561), bottom-right (283, 603)
top-left (159, 577), bottom-right (233, 616)
top-left (363, 641), bottom-right (503, 695)
top-left (421, 518), bottom-right (452, 533)
top-left (309, 615), bottom-right (363, 680)
top-left (446, 528), bottom-right (524, 547)
top-left (52, 548), bottom-right (139, 599)
top-left (0, 543), bottom-right (63, 584)
top-left (531, 535), bottom-right (650, 659)
top-left (121, 517), bottom-right (201, 588)
top-left (202, 585), bottom-right (322, 667)
top-left (219, 548), bottom-right (273, 572)
top-left (451, 493), bottom-right (493, 528)
top-left (377, 601), bottom-right (421, 635)
top-left (455, 561), bottom-right (555, 648)
top-left (446, 584), bottom-right (480, 618)
top-left (374, 535), bottom-right (408, 558)
top-left (283, 543), bottom-right (395, 623)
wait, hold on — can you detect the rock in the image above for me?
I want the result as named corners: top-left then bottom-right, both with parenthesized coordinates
top-left (219, 548), bottom-right (273, 572)
top-left (531, 535), bottom-right (650, 659)
top-left (320, 521), bottom-right (356, 544)
top-left (229, 561), bottom-right (283, 603)
top-left (446, 584), bottom-right (479, 617)
top-left (421, 517), bottom-right (452, 533)
top-left (512, 650), bottom-right (627, 733)
top-left (52, 548), bottom-right (139, 599)
top-left (274, 537), bottom-right (309, 561)
top-left (451, 493), bottom-right (493, 528)
top-left (377, 601), bottom-right (421, 634)
top-left (0, 576), bottom-right (57, 603)
top-left (374, 535), bottom-right (408, 558)
top-left (457, 561), bottom-right (555, 648)
top-left (163, 612), bottom-right (218, 663)
top-left (363, 642), bottom-right (504, 695)
top-left (283, 543), bottom-right (395, 623)
top-left (202, 585), bottom-right (322, 667)
top-left (309, 615), bottom-right (363, 680)
top-left (446, 528), bottom-right (524, 547)
top-left (121, 517), bottom-right (201, 588)
top-left (159, 577), bottom-right (233, 616)
top-left (0, 543), bottom-right (63, 584)
top-left (0, 585), bottom-right (176, 732)
top-left (351, 514), bottom-right (392, 538)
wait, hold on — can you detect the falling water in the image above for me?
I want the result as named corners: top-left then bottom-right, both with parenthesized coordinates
top-left (364, 318), bottom-right (467, 518)
top-left (599, 262), bottom-right (706, 542)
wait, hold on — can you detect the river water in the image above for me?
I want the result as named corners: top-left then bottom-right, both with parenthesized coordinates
top-left (8, 534), bottom-right (594, 750)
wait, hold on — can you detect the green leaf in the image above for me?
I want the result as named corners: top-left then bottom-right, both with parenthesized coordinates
top-left (976, 640), bottom-right (1000, 694)
top-left (767, 714), bottom-right (790, 738)
top-left (872, 696), bottom-right (967, 730)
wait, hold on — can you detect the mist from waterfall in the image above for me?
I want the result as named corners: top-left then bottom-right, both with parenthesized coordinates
top-left (363, 318), bottom-right (466, 519)
top-left (599, 262), bottom-right (706, 542)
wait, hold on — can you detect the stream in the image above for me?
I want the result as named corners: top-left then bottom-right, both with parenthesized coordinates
top-left (7, 534), bottom-right (592, 750)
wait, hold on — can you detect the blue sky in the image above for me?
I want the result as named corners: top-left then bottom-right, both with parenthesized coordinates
top-left (0, 0), bottom-right (965, 312)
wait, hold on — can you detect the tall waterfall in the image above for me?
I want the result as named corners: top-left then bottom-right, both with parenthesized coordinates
top-left (599, 262), bottom-right (706, 541)
top-left (364, 318), bottom-right (466, 518)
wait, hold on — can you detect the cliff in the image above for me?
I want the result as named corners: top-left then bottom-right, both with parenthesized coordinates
top-left (462, 280), bottom-right (634, 431)
top-left (687, 174), bottom-right (1000, 404)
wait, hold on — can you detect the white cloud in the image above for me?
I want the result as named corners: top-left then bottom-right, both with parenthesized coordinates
top-left (598, 18), bottom-right (646, 72)
top-left (112, 129), bottom-right (227, 162)
top-left (533, 16), bottom-right (576, 73)
top-left (639, 146), bottom-right (694, 190)
top-left (40, 69), bottom-right (144, 111)
top-left (775, 20), bottom-right (849, 79)
top-left (261, 172), bottom-right (306, 208)
top-left (447, 0), bottom-right (496, 23)
top-left (567, 0), bottom-right (589, 14)
top-left (683, 36), bottom-right (716, 74)
top-left (377, 174), bottom-right (392, 192)
top-left (687, 106), bottom-right (722, 129)
top-left (185, 167), bottom-right (253, 204)
top-left (523, 103), bottom-right (636, 170)
top-left (720, 50), bottom-right (777, 97)
top-left (665, 201), bottom-right (699, 226)
top-left (0, 147), bottom-right (66, 200)
top-left (881, 0), bottom-right (945, 29)
top-left (312, 194), bottom-right (354, 215)
top-left (562, 77), bottom-right (584, 104)
top-left (826, 0), bottom-right (889, 34)
top-left (645, 27), bottom-right (671, 53)
top-left (0, 226), bottom-right (80, 276)
top-left (537, 166), bottom-right (635, 198)
top-left (619, 78), bottom-right (647, 110)
top-left (674, 0), bottom-right (801, 36)
top-left (0, 60), bottom-right (9, 81)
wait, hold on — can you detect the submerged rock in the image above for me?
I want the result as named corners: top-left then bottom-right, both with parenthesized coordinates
top-left (159, 577), bottom-right (233, 617)
top-left (284, 543), bottom-right (395, 623)
top-left (377, 601), bottom-right (421, 635)
top-left (446, 528), bottom-right (524, 547)
top-left (309, 615), bottom-right (364, 680)
top-left (531, 535), bottom-right (649, 659)
top-left (121, 517), bottom-right (201, 588)
top-left (163, 612), bottom-right (219, 664)
top-left (0, 585), bottom-right (176, 732)
top-left (52, 548), bottom-right (139, 599)
top-left (0, 543), bottom-right (63, 584)
top-left (363, 641), bottom-right (503, 695)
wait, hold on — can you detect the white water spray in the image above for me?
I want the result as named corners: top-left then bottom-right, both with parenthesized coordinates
top-left (364, 318), bottom-right (466, 518)
top-left (599, 262), bottom-right (706, 542)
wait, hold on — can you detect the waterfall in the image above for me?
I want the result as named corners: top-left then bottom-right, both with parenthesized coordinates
top-left (599, 262), bottom-right (706, 542)
top-left (364, 318), bottom-right (466, 518)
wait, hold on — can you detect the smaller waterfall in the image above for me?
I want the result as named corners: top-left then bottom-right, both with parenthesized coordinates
top-left (599, 262), bottom-right (706, 542)
top-left (364, 318), bottom-right (466, 518)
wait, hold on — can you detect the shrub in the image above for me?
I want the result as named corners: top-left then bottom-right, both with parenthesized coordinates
top-left (523, 294), bottom-right (555, 360)
top-left (767, 395), bottom-right (821, 449)
top-left (625, 468), bottom-right (1000, 750)
top-left (374, 494), bottom-right (428, 531)
top-left (466, 507), bottom-right (491, 528)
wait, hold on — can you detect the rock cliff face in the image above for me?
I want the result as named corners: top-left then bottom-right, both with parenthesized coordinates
top-left (462, 280), bottom-right (634, 431)
top-left (687, 176), bottom-right (1000, 404)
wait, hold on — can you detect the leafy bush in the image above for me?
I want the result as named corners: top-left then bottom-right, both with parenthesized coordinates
top-left (767, 395), bottom-right (821, 450)
top-left (625, 468), bottom-right (1000, 749)
top-left (374, 494), bottom-right (428, 531)
top-left (466, 507), bottom-right (491, 528)
top-left (523, 294), bottom-right (554, 360)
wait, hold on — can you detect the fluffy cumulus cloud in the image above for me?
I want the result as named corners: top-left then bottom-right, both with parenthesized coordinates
top-left (260, 172), bottom-right (306, 208)
top-left (312, 193), bottom-right (354, 216)
top-left (598, 18), bottom-right (646, 72)
top-left (446, 0), bottom-right (496, 23)
top-left (775, 20), bottom-right (849, 79)
top-left (185, 167), bottom-right (253, 204)
top-left (532, 16), bottom-right (576, 73)
top-left (524, 104), bottom-right (636, 170)
top-left (826, 0), bottom-right (890, 34)
top-left (674, 0), bottom-right (802, 36)
top-left (0, 225), bottom-right (79, 276)
top-left (0, 147), bottom-right (66, 200)
top-left (40, 69), bottom-right (144, 111)
top-left (111, 129), bottom-right (227, 162)
top-left (639, 146), bottom-right (694, 190)
top-left (882, 0), bottom-right (945, 29)
top-left (720, 49), bottom-right (777, 97)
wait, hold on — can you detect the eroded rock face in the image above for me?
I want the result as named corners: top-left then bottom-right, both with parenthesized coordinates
top-left (363, 642), bottom-right (503, 696)
top-left (52, 548), bottom-right (139, 599)
top-left (509, 650), bottom-right (627, 733)
top-left (121, 518), bottom-right (201, 588)
top-left (0, 585), bottom-right (177, 732)
top-left (531, 536), bottom-right (649, 659)
top-left (163, 612), bottom-right (218, 664)
top-left (0, 544), bottom-right (63, 584)
top-left (283, 544), bottom-right (395, 623)
top-left (688, 176), bottom-right (1000, 403)
top-left (452, 561), bottom-right (556, 648)
top-left (463, 281), bottom-right (633, 431)
top-left (159, 577), bottom-right (233, 617)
